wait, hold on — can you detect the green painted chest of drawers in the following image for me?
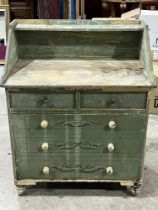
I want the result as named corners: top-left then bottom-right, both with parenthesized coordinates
top-left (1, 19), bottom-right (156, 196)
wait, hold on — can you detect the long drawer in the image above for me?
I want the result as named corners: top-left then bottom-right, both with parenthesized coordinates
top-left (15, 132), bottom-right (144, 156)
top-left (16, 156), bottom-right (141, 180)
top-left (11, 113), bottom-right (147, 138)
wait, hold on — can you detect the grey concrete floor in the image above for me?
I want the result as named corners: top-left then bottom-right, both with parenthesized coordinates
top-left (0, 65), bottom-right (158, 210)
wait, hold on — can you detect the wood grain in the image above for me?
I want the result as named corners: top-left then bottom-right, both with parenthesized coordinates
top-left (4, 59), bottom-right (152, 89)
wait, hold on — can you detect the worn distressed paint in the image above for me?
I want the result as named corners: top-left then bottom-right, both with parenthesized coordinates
top-left (4, 59), bottom-right (152, 88)
top-left (1, 19), bottom-right (156, 196)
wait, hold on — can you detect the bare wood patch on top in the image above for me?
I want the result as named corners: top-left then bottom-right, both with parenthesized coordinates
top-left (4, 59), bottom-right (151, 88)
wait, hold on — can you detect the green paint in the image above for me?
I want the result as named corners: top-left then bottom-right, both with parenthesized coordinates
top-left (1, 20), bottom-right (155, 195)
top-left (10, 92), bottom-right (75, 109)
top-left (80, 92), bottom-right (147, 109)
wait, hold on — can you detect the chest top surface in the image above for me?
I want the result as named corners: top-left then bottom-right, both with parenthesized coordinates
top-left (4, 59), bottom-right (151, 88)
top-left (1, 19), bottom-right (156, 91)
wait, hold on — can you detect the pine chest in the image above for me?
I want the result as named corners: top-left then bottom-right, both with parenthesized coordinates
top-left (1, 19), bottom-right (156, 196)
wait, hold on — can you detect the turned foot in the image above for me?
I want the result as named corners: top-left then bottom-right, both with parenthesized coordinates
top-left (16, 186), bottom-right (26, 196)
top-left (129, 182), bottom-right (142, 197)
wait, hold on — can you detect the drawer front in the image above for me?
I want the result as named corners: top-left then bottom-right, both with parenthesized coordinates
top-left (15, 132), bottom-right (144, 156)
top-left (11, 112), bottom-right (147, 138)
top-left (80, 93), bottom-right (147, 109)
top-left (9, 92), bottom-right (75, 109)
top-left (17, 156), bottom-right (141, 180)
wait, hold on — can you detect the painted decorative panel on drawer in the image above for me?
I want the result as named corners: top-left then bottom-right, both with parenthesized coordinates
top-left (16, 156), bottom-right (141, 180)
top-left (11, 113), bottom-right (147, 138)
top-left (1, 19), bottom-right (156, 196)
top-left (14, 132), bottom-right (144, 156)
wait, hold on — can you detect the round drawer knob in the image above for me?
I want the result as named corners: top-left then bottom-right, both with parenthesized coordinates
top-left (107, 143), bottom-right (115, 152)
top-left (43, 166), bottom-right (49, 175)
top-left (106, 167), bottom-right (113, 175)
top-left (108, 121), bottom-right (116, 129)
top-left (42, 143), bottom-right (49, 151)
top-left (40, 120), bottom-right (48, 128)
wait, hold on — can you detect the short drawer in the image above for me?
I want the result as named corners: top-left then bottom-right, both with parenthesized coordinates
top-left (80, 92), bottom-right (147, 109)
top-left (9, 91), bottom-right (75, 109)
top-left (17, 156), bottom-right (141, 180)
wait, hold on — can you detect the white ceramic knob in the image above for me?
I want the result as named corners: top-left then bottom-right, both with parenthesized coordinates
top-left (42, 143), bottom-right (49, 151)
top-left (43, 166), bottom-right (49, 175)
top-left (106, 167), bottom-right (113, 175)
top-left (108, 121), bottom-right (116, 129)
top-left (40, 120), bottom-right (48, 128)
top-left (107, 143), bottom-right (115, 152)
